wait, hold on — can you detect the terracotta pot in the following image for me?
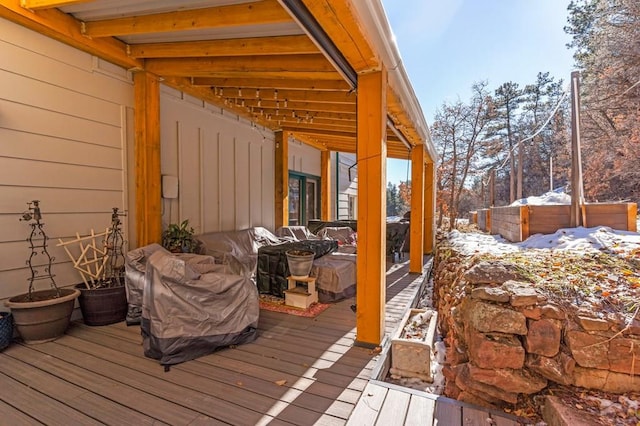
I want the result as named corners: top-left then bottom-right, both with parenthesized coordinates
top-left (5, 288), bottom-right (80, 344)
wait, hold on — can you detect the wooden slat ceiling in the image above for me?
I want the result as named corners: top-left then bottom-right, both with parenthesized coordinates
top-left (5, 0), bottom-right (423, 159)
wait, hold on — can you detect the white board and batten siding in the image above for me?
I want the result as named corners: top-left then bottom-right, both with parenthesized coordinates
top-left (289, 138), bottom-right (321, 176)
top-left (0, 18), bottom-right (134, 302)
top-left (160, 87), bottom-right (277, 234)
top-left (335, 152), bottom-right (357, 220)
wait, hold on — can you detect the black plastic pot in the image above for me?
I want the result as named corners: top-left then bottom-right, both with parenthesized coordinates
top-left (76, 284), bottom-right (127, 326)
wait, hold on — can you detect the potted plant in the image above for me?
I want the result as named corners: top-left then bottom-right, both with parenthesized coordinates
top-left (57, 208), bottom-right (128, 326)
top-left (5, 201), bottom-right (80, 344)
top-left (161, 219), bottom-right (198, 253)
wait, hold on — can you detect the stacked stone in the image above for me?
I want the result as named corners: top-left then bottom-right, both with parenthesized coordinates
top-left (434, 250), bottom-right (640, 409)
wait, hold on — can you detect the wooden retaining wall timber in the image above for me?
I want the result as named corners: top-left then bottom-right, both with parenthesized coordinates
top-left (477, 209), bottom-right (490, 233)
top-left (490, 206), bottom-right (527, 242)
top-left (487, 202), bottom-right (637, 243)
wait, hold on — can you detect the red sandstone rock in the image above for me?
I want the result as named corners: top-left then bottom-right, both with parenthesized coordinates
top-left (573, 366), bottom-right (640, 393)
top-left (540, 303), bottom-right (566, 320)
top-left (468, 365), bottom-right (547, 394)
top-left (464, 299), bottom-right (528, 335)
top-left (470, 286), bottom-right (511, 303)
top-left (463, 261), bottom-right (530, 285)
top-left (608, 337), bottom-right (640, 375)
top-left (519, 305), bottom-right (542, 320)
top-left (526, 352), bottom-right (575, 386)
top-left (502, 280), bottom-right (540, 307)
top-left (456, 363), bottom-right (518, 404)
top-left (524, 318), bottom-right (561, 357)
top-left (565, 330), bottom-right (610, 370)
top-left (577, 315), bottom-right (610, 331)
top-left (467, 330), bottom-right (525, 369)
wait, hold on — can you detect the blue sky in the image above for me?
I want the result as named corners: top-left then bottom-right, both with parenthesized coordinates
top-left (382, 0), bottom-right (576, 185)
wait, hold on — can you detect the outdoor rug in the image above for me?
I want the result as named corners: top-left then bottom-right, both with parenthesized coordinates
top-left (259, 294), bottom-right (330, 318)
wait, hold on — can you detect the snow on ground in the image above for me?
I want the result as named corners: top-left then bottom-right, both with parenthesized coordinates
top-left (448, 226), bottom-right (640, 256)
top-left (510, 187), bottom-right (571, 206)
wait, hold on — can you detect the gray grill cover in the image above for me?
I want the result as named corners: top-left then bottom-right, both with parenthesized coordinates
top-left (196, 227), bottom-right (283, 279)
top-left (141, 250), bottom-right (258, 366)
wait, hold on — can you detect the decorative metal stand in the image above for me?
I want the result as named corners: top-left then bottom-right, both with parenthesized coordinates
top-left (20, 200), bottom-right (59, 300)
top-left (105, 207), bottom-right (127, 286)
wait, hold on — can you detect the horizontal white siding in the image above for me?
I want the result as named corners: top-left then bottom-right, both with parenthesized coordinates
top-left (0, 18), bottom-right (134, 301)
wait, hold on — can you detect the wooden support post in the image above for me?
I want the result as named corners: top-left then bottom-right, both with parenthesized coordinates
top-left (409, 145), bottom-right (425, 273)
top-left (628, 203), bottom-right (638, 232)
top-left (321, 150), bottom-right (331, 221)
top-left (424, 161), bottom-right (435, 254)
top-left (133, 72), bottom-right (162, 246)
top-left (355, 68), bottom-right (387, 348)
top-left (274, 130), bottom-right (290, 229)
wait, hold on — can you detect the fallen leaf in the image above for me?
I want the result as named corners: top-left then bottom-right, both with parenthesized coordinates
top-left (275, 379), bottom-right (287, 386)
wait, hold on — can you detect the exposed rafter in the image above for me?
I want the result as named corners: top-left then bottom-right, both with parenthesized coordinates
top-left (128, 35), bottom-right (319, 58)
top-left (81, 0), bottom-right (293, 38)
top-left (144, 54), bottom-right (338, 77)
top-left (1, 0), bottom-right (139, 69)
top-left (191, 77), bottom-right (351, 92)
top-left (20, 0), bottom-right (89, 10)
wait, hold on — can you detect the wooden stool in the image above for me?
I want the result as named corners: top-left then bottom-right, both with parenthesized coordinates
top-left (284, 276), bottom-right (318, 309)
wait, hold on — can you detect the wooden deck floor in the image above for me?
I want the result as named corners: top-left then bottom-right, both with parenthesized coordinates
top-left (0, 259), bottom-right (525, 425)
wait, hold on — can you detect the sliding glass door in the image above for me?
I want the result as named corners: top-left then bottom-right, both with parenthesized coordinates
top-left (288, 172), bottom-right (319, 226)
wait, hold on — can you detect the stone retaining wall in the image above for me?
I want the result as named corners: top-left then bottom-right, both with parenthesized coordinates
top-left (434, 246), bottom-right (640, 408)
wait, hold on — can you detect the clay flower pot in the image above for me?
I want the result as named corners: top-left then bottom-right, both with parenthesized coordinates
top-left (5, 288), bottom-right (80, 344)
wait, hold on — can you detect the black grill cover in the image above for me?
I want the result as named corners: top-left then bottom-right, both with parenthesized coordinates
top-left (256, 240), bottom-right (338, 297)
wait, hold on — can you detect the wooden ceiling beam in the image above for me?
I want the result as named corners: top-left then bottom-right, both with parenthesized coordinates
top-left (283, 127), bottom-right (355, 139)
top-left (20, 0), bottom-right (90, 10)
top-left (243, 108), bottom-right (355, 123)
top-left (240, 99), bottom-right (355, 113)
top-left (82, 0), bottom-right (293, 37)
top-left (277, 121), bottom-right (356, 132)
top-left (0, 0), bottom-right (140, 69)
top-left (192, 77), bottom-right (351, 91)
top-left (300, 0), bottom-right (378, 72)
top-left (188, 71), bottom-right (342, 80)
top-left (128, 35), bottom-right (319, 58)
top-left (217, 88), bottom-right (355, 104)
top-left (288, 133), bottom-right (328, 151)
top-left (145, 54), bottom-right (336, 76)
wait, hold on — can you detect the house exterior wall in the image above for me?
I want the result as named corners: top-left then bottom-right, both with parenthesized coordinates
top-left (334, 152), bottom-right (358, 220)
top-left (0, 18), bottom-right (134, 301)
top-left (159, 86), bottom-right (276, 234)
top-left (288, 139), bottom-right (321, 176)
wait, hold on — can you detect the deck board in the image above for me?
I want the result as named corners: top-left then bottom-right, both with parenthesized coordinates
top-left (375, 387), bottom-right (411, 425)
top-left (0, 257), bottom-right (483, 426)
top-left (405, 394), bottom-right (435, 426)
top-left (345, 382), bottom-right (388, 425)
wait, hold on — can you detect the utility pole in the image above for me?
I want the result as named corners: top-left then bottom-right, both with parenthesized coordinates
top-left (517, 140), bottom-right (523, 200)
top-left (570, 71), bottom-right (584, 227)
top-left (549, 156), bottom-right (553, 192)
top-left (489, 169), bottom-right (496, 207)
